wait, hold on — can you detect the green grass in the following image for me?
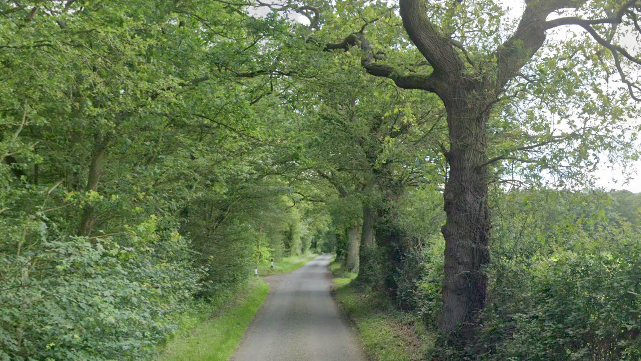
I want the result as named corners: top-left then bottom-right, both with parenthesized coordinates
top-left (329, 260), bottom-right (358, 285)
top-left (331, 263), bottom-right (434, 361)
top-left (257, 253), bottom-right (319, 276)
top-left (156, 254), bottom-right (317, 361)
top-left (156, 278), bottom-right (269, 361)
top-left (332, 277), bottom-right (353, 286)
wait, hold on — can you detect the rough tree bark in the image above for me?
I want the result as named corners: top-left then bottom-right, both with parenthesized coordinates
top-left (393, 0), bottom-right (551, 339)
top-left (327, 0), bottom-right (641, 340)
top-left (439, 91), bottom-right (492, 337)
top-left (315, 169), bottom-right (364, 269)
top-left (394, 0), bottom-right (600, 338)
top-left (357, 202), bottom-right (380, 285)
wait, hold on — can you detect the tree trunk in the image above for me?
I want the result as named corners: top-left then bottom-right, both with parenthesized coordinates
top-left (357, 203), bottom-right (380, 285)
top-left (361, 203), bottom-right (375, 247)
top-left (440, 97), bottom-right (491, 340)
top-left (345, 225), bottom-right (361, 272)
top-left (78, 132), bottom-right (109, 237)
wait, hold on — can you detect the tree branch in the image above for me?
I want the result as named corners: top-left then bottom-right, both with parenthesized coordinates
top-left (315, 169), bottom-right (348, 198)
top-left (495, 0), bottom-right (586, 90)
top-left (0, 41), bottom-right (53, 49)
top-left (545, 18), bottom-right (641, 66)
top-left (291, 191), bottom-right (325, 203)
top-left (326, 33), bottom-right (439, 92)
top-left (543, 1), bottom-right (641, 100)
top-left (24, 6), bottom-right (37, 22)
top-left (296, 6), bottom-right (320, 29)
top-left (398, 0), bottom-right (463, 76)
top-left (478, 132), bottom-right (581, 169)
top-left (361, 59), bottom-right (437, 91)
top-left (545, 0), bottom-right (638, 29)
top-left (449, 38), bottom-right (476, 67)
top-left (324, 33), bottom-right (360, 51)
top-left (192, 113), bottom-right (262, 141)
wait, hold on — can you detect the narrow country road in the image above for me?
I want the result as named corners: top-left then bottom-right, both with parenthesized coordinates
top-left (231, 254), bottom-right (367, 361)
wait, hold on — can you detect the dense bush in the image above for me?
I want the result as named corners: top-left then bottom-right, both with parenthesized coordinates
top-left (399, 237), bottom-right (444, 326)
top-left (390, 187), bottom-right (445, 317)
top-left (186, 214), bottom-right (256, 297)
top-left (481, 244), bottom-right (641, 360)
top-left (476, 191), bottom-right (641, 360)
top-left (356, 241), bottom-right (386, 287)
top-left (0, 218), bottom-right (200, 361)
top-left (383, 190), bottom-right (641, 360)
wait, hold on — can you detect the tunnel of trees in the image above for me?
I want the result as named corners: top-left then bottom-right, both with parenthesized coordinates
top-left (1, 0), bottom-right (641, 360)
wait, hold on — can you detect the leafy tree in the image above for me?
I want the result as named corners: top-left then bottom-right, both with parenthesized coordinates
top-left (322, 0), bottom-right (641, 342)
top-left (276, 38), bottom-right (447, 287)
top-left (0, 0), bottom-right (320, 358)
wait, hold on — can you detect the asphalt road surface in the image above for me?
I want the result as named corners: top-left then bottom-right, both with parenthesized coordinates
top-left (231, 254), bottom-right (366, 361)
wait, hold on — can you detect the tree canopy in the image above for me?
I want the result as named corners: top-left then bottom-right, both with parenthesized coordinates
top-left (1, 0), bottom-right (640, 360)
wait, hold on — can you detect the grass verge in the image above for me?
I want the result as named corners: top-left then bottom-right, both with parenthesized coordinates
top-left (329, 259), bottom-right (358, 286)
top-left (257, 253), bottom-right (319, 276)
top-left (155, 278), bottom-right (269, 361)
top-left (330, 261), bottom-right (434, 361)
top-left (157, 254), bottom-right (317, 361)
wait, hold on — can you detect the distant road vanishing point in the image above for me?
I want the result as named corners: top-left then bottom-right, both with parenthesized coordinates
top-left (231, 254), bottom-right (367, 361)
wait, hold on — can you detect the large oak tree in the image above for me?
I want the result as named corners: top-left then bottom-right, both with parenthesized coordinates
top-left (326, 0), bottom-right (641, 341)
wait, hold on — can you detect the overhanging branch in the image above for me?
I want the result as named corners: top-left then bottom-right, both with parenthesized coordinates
top-left (315, 169), bottom-right (348, 198)
top-left (478, 134), bottom-right (579, 170)
top-left (325, 32), bottom-right (438, 92)
top-left (399, 0), bottom-right (463, 76)
top-left (494, 0), bottom-right (585, 90)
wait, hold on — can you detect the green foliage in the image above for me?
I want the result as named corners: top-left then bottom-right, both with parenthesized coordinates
top-left (610, 190), bottom-right (641, 224)
top-left (1, 0), bottom-right (640, 359)
top-left (393, 239), bottom-right (444, 325)
top-left (282, 208), bottom-right (303, 256)
top-left (355, 242), bottom-right (386, 286)
top-left (156, 278), bottom-right (269, 361)
top-left (496, 249), bottom-right (640, 360)
top-left (0, 219), bottom-right (200, 361)
top-left (378, 187), bottom-right (444, 316)
top-left (371, 188), bottom-right (641, 360)
top-left (475, 190), bottom-right (641, 361)
top-left (0, 1), bottom-right (328, 359)
top-left (333, 270), bottom-right (435, 361)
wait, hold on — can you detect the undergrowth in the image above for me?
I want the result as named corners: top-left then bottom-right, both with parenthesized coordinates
top-left (331, 261), bottom-right (435, 361)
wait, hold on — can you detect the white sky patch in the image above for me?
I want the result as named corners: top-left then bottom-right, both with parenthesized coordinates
top-left (594, 162), bottom-right (641, 192)
top-left (247, 1), bottom-right (309, 24)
